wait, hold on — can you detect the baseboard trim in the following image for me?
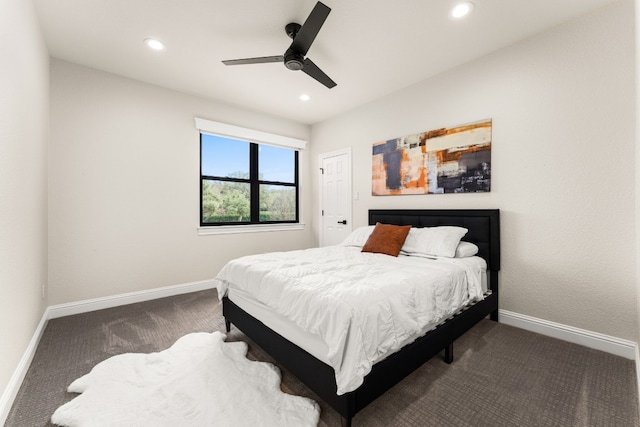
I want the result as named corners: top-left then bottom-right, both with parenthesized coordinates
top-left (47, 279), bottom-right (216, 319)
top-left (636, 345), bottom-right (640, 406)
top-left (499, 309), bottom-right (637, 360)
top-left (0, 279), bottom-right (216, 425)
top-left (0, 310), bottom-right (48, 425)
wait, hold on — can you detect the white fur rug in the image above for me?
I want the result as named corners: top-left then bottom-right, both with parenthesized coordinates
top-left (51, 332), bottom-right (320, 427)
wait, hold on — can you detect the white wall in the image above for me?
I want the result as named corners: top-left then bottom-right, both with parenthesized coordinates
top-left (48, 59), bottom-right (312, 305)
top-left (635, 0), bottom-right (640, 349)
top-left (0, 0), bottom-right (49, 406)
top-left (310, 0), bottom-right (638, 341)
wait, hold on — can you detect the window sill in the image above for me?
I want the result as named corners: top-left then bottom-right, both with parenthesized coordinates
top-left (198, 223), bottom-right (305, 236)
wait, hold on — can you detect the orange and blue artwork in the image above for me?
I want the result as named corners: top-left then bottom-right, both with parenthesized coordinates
top-left (372, 119), bottom-right (491, 195)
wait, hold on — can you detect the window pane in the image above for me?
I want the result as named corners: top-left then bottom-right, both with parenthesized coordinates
top-left (202, 179), bottom-right (250, 223)
top-left (201, 134), bottom-right (249, 179)
top-left (259, 145), bottom-right (295, 183)
top-left (259, 184), bottom-right (296, 221)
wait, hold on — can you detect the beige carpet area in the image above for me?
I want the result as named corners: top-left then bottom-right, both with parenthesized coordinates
top-left (5, 289), bottom-right (639, 427)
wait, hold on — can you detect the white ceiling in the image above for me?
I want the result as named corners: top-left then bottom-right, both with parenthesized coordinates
top-left (34, 0), bottom-right (618, 125)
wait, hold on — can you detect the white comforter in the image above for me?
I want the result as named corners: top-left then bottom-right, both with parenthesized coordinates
top-left (214, 246), bottom-right (485, 395)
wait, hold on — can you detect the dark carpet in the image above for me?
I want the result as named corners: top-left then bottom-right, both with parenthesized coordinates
top-left (5, 289), bottom-right (639, 427)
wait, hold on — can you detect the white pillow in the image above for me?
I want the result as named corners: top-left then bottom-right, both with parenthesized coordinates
top-left (339, 225), bottom-right (375, 247)
top-left (401, 226), bottom-right (468, 258)
top-left (455, 241), bottom-right (479, 258)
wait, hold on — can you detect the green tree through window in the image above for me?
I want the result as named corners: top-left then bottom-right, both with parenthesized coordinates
top-left (200, 134), bottom-right (298, 225)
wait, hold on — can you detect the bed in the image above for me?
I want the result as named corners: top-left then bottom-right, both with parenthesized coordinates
top-left (217, 209), bottom-right (500, 426)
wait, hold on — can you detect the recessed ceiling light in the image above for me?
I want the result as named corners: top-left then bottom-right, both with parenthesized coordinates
top-left (450, 2), bottom-right (474, 19)
top-left (299, 94), bottom-right (311, 101)
top-left (144, 38), bottom-right (166, 51)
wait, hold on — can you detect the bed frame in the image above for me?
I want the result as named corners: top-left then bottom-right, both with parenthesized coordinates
top-left (222, 209), bottom-right (500, 426)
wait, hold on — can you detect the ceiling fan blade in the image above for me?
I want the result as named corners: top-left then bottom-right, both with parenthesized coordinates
top-left (302, 58), bottom-right (336, 88)
top-left (291, 1), bottom-right (331, 56)
top-left (222, 55), bottom-right (284, 66)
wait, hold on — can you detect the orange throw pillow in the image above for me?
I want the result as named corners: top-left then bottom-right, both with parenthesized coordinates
top-left (361, 223), bottom-right (411, 257)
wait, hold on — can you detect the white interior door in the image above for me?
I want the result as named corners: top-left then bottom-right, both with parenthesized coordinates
top-left (320, 148), bottom-right (352, 246)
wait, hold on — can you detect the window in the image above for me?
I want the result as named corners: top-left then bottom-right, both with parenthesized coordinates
top-left (196, 118), bottom-right (305, 228)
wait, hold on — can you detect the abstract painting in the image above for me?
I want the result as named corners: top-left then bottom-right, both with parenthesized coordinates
top-left (372, 119), bottom-right (492, 195)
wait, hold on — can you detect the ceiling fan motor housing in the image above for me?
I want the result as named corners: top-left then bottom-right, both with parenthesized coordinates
top-left (284, 48), bottom-right (304, 70)
top-left (284, 23), bottom-right (304, 70)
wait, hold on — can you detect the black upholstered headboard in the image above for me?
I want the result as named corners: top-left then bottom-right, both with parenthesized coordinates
top-left (368, 209), bottom-right (500, 272)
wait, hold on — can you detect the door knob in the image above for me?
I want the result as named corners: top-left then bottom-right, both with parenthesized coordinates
top-left (337, 220), bottom-right (347, 225)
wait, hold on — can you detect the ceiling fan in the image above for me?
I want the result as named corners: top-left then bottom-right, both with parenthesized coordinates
top-left (222, 1), bottom-right (337, 89)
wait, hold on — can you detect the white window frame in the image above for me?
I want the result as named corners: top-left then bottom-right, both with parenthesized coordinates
top-left (195, 118), bottom-right (306, 235)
